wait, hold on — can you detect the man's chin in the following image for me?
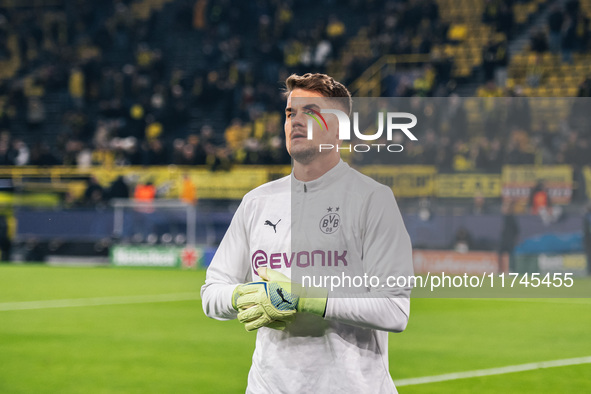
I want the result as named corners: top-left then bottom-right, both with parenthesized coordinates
top-left (289, 146), bottom-right (318, 165)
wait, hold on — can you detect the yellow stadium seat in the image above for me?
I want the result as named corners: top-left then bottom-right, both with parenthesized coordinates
top-left (515, 9), bottom-right (528, 24)
top-left (448, 24), bottom-right (468, 41)
top-left (546, 75), bottom-right (559, 86)
top-left (567, 87), bottom-right (579, 96)
top-left (522, 86), bottom-right (533, 96)
top-left (550, 87), bottom-right (563, 97)
top-left (542, 87), bottom-right (555, 97)
top-left (527, 53), bottom-right (538, 64)
top-left (564, 75), bottom-right (578, 85)
top-left (513, 53), bottom-right (527, 65)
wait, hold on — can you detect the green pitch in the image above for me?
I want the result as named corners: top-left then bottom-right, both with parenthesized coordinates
top-left (0, 265), bottom-right (589, 393)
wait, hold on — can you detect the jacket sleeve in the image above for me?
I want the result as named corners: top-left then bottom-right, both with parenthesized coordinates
top-left (201, 200), bottom-right (251, 320)
top-left (324, 185), bottom-right (413, 332)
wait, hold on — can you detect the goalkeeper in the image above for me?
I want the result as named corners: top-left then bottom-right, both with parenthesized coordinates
top-left (201, 73), bottom-right (413, 394)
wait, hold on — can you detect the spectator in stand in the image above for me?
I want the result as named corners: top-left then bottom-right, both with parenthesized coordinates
top-left (453, 227), bottom-right (473, 253)
top-left (561, 15), bottom-right (576, 64)
top-left (499, 200), bottom-right (519, 272)
top-left (107, 175), bottom-right (130, 200)
top-left (525, 56), bottom-right (545, 87)
top-left (4, 0), bottom-right (588, 172)
top-left (171, 138), bottom-right (187, 165)
top-left (486, 138), bottom-right (504, 172)
top-left (482, 0), bottom-right (500, 24)
top-left (224, 119), bottom-right (248, 153)
top-left (210, 146), bottom-right (233, 172)
top-left (180, 174), bottom-right (197, 206)
top-left (134, 180), bottom-right (156, 202)
top-left (529, 180), bottom-right (559, 225)
top-left (565, 0), bottom-right (580, 20)
top-left (575, 13), bottom-right (590, 52)
top-left (326, 14), bottom-right (345, 55)
top-left (132, 179), bottom-right (157, 240)
top-left (530, 28), bottom-right (549, 54)
top-left (477, 79), bottom-right (504, 97)
top-left (473, 188), bottom-right (486, 215)
top-left (0, 137), bottom-right (12, 165)
top-left (69, 66), bottom-right (85, 109)
top-left (83, 175), bottom-right (105, 207)
top-left (443, 94), bottom-right (468, 142)
top-left (187, 134), bottom-right (207, 165)
top-left (11, 138), bottom-right (29, 165)
top-left (483, 40), bottom-right (498, 83)
top-left (29, 142), bottom-right (60, 166)
top-left (144, 139), bottom-right (168, 165)
top-left (506, 92), bottom-right (532, 135)
top-left (495, 37), bottom-right (509, 87)
top-left (547, 5), bottom-right (564, 54)
top-left (26, 97), bottom-right (45, 132)
top-left (496, 3), bottom-right (514, 39)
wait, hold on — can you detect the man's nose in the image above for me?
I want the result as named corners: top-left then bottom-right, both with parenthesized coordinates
top-left (291, 112), bottom-right (307, 128)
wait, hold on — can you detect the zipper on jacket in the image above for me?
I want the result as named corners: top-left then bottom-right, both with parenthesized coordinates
top-left (304, 184), bottom-right (307, 192)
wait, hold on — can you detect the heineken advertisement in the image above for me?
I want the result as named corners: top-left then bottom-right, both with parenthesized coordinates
top-left (110, 245), bottom-right (203, 269)
top-left (514, 253), bottom-right (588, 277)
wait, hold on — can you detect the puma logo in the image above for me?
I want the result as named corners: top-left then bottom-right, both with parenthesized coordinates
top-left (276, 288), bottom-right (292, 306)
top-left (264, 219), bottom-right (281, 233)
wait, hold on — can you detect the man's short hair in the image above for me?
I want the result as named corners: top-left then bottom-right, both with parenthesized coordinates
top-left (284, 73), bottom-right (352, 115)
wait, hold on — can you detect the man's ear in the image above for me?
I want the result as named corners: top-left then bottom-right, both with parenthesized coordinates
top-left (335, 125), bottom-right (343, 146)
top-left (333, 126), bottom-right (341, 142)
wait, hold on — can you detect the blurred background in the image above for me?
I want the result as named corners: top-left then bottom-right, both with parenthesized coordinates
top-left (0, 0), bottom-right (588, 275)
top-left (0, 1), bottom-right (590, 393)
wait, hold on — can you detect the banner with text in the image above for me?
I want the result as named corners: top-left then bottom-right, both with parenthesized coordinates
top-left (360, 166), bottom-right (436, 197)
top-left (515, 253), bottom-right (588, 277)
top-left (413, 250), bottom-right (506, 275)
top-left (502, 165), bottom-right (573, 204)
top-left (110, 245), bottom-right (202, 269)
top-left (436, 174), bottom-right (501, 198)
top-left (93, 166), bottom-right (291, 200)
top-left (7, 164), bottom-right (580, 201)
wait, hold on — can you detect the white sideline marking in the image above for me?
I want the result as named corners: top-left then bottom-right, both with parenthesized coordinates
top-left (0, 293), bottom-right (201, 311)
top-left (475, 298), bottom-right (591, 305)
top-left (396, 356), bottom-right (591, 387)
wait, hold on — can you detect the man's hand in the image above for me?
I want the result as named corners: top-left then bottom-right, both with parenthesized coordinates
top-left (232, 268), bottom-right (297, 331)
top-left (232, 268), bottom-right (328, 331)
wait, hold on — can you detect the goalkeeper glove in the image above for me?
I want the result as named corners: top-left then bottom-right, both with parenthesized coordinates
top-left (232, 267), bottom-right (328, 331)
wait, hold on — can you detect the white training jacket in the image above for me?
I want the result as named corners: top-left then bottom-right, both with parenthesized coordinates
top-left (201, 160), bottom-right (414, 394)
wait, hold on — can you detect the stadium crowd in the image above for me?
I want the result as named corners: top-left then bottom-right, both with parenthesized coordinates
top-left (0, 0), bottom-right (589, 173)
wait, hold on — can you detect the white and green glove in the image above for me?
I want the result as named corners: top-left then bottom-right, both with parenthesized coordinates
top-left (232, 267), bottom-right (328, 331)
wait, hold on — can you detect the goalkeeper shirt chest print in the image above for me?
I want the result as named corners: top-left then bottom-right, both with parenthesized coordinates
top-left (202, 160), bottom-right (413, 394)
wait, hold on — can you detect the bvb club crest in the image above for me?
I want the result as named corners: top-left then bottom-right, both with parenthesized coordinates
top-left (319, 207), bottom-right (340, 234)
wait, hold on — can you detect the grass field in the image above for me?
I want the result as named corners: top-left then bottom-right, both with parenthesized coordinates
top-left (1, 265), bottom-right (590, 393)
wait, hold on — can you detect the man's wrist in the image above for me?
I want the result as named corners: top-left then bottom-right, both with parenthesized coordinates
top-left (231, 284), bottom-right (241, 311)
top-left (298, 286), bottom-right (328, 316)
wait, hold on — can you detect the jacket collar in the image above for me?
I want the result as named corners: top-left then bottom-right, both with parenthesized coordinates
top-left (290, 160), bottom-right (348, 193)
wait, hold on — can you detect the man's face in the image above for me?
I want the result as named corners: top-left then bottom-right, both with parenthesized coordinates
top-left (284, 88), bottom-right (340, 165)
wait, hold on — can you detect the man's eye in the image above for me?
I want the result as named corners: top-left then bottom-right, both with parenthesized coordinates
top-left (288, 113), bottom-right (295, 118)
